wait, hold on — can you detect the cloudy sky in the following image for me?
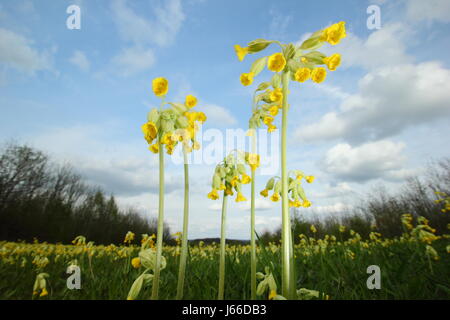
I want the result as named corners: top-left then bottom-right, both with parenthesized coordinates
top-left (1, 0), bottom-right (449, 239)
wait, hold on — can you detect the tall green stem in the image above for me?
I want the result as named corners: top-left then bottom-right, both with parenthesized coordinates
top-left (176, 150), bottom-right (189, 300)
top-left (218, 194), bottom-right (228, 300)
top-left (250, 132), bottom-right (257, 300)
top-left (151, 141), bottom-right (165, 300)
top-left (280, 70), bottom-right (293, 298)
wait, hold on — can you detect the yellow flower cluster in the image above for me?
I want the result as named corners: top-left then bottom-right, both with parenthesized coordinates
top-left (152, 77), bottom-right (169, 97)
top-left (435, 191), bottom-right (450, 213)
top-left (320, 21), bottom-right (347, 46)
top-left (143, 78), bottom-right (207, 155)
top-left (267, 53), bottom-right (286, 73)
top-left (208, 151), bottom-right (257, 203)
top-left (124, 231), bottom-right (135, 245)
top-left (248, 85), bottom-right (284, 133)
top-left (240, 72), bottom-right (254, 86)
top-left (260, 171), bottom-right (314, 207)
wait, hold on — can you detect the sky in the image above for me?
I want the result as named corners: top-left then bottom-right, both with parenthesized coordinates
top-left (1, 0), bottom-right (450, 240)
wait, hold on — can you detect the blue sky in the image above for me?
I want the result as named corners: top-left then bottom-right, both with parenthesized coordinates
top-left (1, 0), bottom-right (450, 239)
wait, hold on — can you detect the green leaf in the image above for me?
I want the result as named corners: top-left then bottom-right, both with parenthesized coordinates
top-left (169, 102), bottom-right (188, 114)
top-left (255, 82), bottom-right (270, 92)
top-left (250, 56), bottom-right (267, 76)
top-left (271, 73), bottom-right (281, 89)
top-left (247, 39), bottom-right (273, 53)
top-left (147, 109), bottom-right (160, 123)
top-left (303, 51), bottom-right (326, 64)
top-left (300, 37), bottom-right (323, 50)
top-left (283, 43), bottom-right (296, 61)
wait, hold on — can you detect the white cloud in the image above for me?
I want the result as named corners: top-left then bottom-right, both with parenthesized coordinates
top-left (238, 198), bottom-right (274, 211)
top-left (266, 8), bottom-right (292, 41)
top-left (405, 0), bottom-right (450, 23)
top-left (25, 123), bottom-right (182, 197)
top-left (307, 202), bottom-right (352, 214)
top-left (208, 202), bottom-right (223, 211)
top-left (111, 0), bottom-right (185, 47)
top-left (323, 23), bottom-right (412, 70)
top-left (69, 50), bottom-right (90, 72)
top-left (0, 28), bottom-right (52, 74)
top-left (296, 62), bottom-right (450, 143)
top-left (312, 182), bottom-right (355, 199)
top-left (112, 46), bottom-right (155, 76)
top-left (321, 140), bottom-right (407, 182)
top-left (202, 104), bottom-right (237, 126)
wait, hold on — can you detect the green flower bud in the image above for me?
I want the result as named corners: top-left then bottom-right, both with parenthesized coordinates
top-left (147, 109), bottom-right (160, 123)
top-left (139, 249), bottom-right (166, 271)
top-left (170, 102), bottom-right (188, 114)
top-left (265, 177), bottom-right (275, 190)
top-left (212, 173), bottom-right (221, 189)
top-left (176, 115), bottom-right (189, 128)
top-left (237, 164), bottom-right (246, 175)
top-left (273, 180), bottom-right (282, 194)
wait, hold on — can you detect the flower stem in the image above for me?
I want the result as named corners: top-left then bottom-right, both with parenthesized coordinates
top-left (280, 70), bottom-right (293, 298)
top-left (176, 150), bottom-right (190, 300)
top-left (250, 131), bottom-right (257, 300)
top-left (151, 142), bottom-right (165, 300)
top-left (218, 194), bottom-right (228, 300)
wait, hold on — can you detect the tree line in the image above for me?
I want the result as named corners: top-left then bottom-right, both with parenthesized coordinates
top-left (0, 142), bottom-right (172, 245)
top-left (259, 159), bottom-right (450, 243)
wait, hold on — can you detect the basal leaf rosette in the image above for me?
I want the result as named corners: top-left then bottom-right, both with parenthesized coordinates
top-left (260, 170), bottom-right (315, 208)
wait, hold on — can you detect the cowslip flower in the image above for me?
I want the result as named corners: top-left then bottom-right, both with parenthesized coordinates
top-left (240, 72), bottom-right (255, 86)
top-left (263, 116), bottom-right (274, 125)
top-left (269, 105), bottom-right (279, 116)
top-left (305, 176), bottom-right (315, 183)
top-left (236, 192), bottom-right (247, 202)
top-left (295, 68), bottom-right (311, 82)
top-left (321, 21), bottom-right (347, 45)
top-left (311, 67), bottom-right (327, 83)
top-left (152, 77), bottom-right (169, 97)
top-left (149, 143), bottom-right (159, 154)
top-left (260, 189), bottom-right (269, 197)
top-left (271, 192), bottom-right (280, 202)
top-left (185, 95), bottom-right (197, 108)
top-left (208, 189), bottom-right (219, 200)
top-left (234, 44), bottom-right (249, 61)
top-left (246, 153), bottom-right (260, 171)
top-left (124, 231), bottom-right (135, 244)
top-left (241, 174), bottom-right (251, 184)
top-left (267, 53), bottom-right (286, 72)
top-left (267, 124), bottom-right (277, 132)
top-left (131, 257), bottom-right (141, 269)
top-left (269, 88), bottom-right (283, 102)
top-left (141, 122), bottom-right (158, 144)
top-left (323, 53), bottom-right (341, 71)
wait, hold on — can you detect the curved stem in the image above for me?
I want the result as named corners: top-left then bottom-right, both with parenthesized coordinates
top-left (218, 194), bottom-right (228, 300)
top-left (280, 70), bottom-right (292, 298)
top-left (151, 139), bottom-right (165, 300)
top-left (176, 150), bottom-right (190, 300)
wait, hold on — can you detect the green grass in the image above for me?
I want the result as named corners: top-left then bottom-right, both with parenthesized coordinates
top-left (0, 239), bottom-right (449, 300)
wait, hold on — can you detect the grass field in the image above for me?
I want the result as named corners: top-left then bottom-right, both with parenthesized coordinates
top-left (1, 228), bottom-right (449, 300)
